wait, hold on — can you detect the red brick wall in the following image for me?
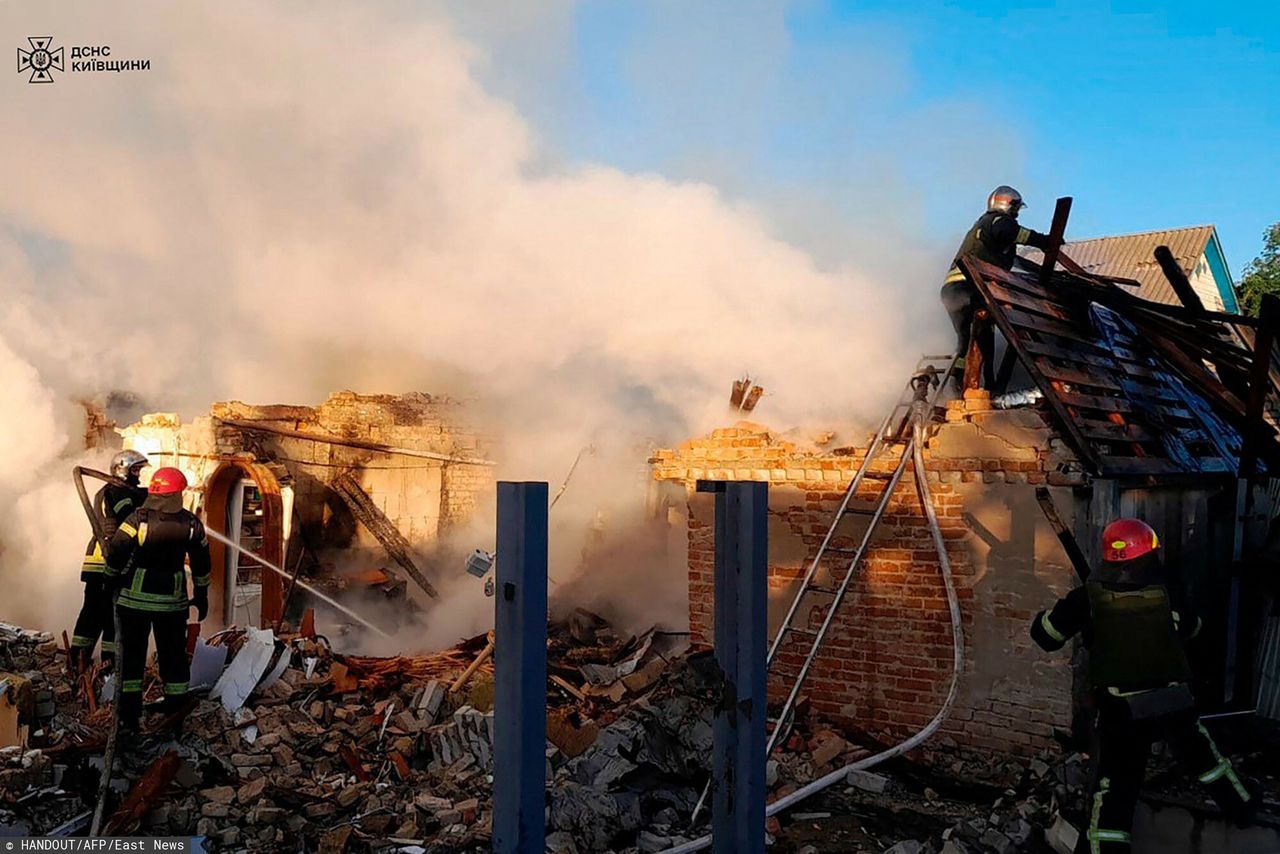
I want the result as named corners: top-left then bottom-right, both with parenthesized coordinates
top-left (653, 395), bottom-right (1081, 757)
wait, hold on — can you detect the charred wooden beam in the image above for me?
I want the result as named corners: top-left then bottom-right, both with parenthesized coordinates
top-left (1037, 196), bottom-right (1073, 288)
top-left (961, 256), bottom-right (1102, 475)
top-left (1155, 245), bottom-right (1206, 314)
top-left (1240, 294), bottom-right (1280, 478)
top-left (331, 472), bottom-right (439, 598)
top-left (220, 419), bottom-right (495, 466)
top-left (1034, 488), bottom-right (1091, 581)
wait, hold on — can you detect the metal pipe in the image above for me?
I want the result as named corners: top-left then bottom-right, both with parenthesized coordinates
top-left (204, 529), bottom-right (391, 638)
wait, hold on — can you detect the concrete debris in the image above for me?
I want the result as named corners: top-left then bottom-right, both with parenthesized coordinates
top-left (847, 768), bottom-right (890, 793)
top-left (2, 608), bottom-right (1273, 853)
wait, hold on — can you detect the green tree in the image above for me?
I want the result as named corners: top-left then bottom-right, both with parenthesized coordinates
top-left (1240, 222), bottom-right (1280, 316)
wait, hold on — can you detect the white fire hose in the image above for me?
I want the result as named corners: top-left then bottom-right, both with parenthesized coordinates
top-left (659, 417), bottom-right (965, 853)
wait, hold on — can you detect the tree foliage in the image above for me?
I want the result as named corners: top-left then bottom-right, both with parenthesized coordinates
top-left (1240, 222), bottom-right (1280, 316)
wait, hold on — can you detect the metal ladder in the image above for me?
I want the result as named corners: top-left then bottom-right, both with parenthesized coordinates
top-left (690, 352), bottom-right (959, 825)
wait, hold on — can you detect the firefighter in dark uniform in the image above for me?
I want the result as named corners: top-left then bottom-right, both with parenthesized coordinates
top-left (105, 466), bottom-right (210, 730)
top-left (942, 185), bottom-right (1054, 387)
top-left (72, 449), bottom-right (149, 672)
top-left (1031, 518), bottom-right (1254, 852)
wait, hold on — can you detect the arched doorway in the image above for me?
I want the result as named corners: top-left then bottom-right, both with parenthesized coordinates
top-left (203, 461), bottom-right (287, 629)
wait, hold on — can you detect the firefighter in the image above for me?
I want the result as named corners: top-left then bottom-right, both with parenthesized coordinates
top-left (1030, 519), bottom-right (1255, 852)
top-left (941, 185), bottom-right (1054, 387)
top-left (105, 466), bottom-right (210, 731)
top-left (71, 449), bottom-right (149, 671)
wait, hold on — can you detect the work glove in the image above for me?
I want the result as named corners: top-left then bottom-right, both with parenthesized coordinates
top-left (191, 586), bottom-right (209, 622)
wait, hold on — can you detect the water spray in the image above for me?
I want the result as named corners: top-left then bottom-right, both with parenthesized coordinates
top-left (204, 528), bottom-right (392, 638)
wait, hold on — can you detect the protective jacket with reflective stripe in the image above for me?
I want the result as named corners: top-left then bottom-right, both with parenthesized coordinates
top-left (81, 483), bottom-right (147, 579)
top-left (945, 210), bottom-right (1052, 284)
top-left (1030, 571), bottom-right (1201, 692)
top-left (106, 500), bottom-right (211, 613)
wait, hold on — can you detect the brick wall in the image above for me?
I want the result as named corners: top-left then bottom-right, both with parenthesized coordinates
top-left (123, 392), bottom-right (496, 548)
top-left (651, 391), bottom-right (1083, 757)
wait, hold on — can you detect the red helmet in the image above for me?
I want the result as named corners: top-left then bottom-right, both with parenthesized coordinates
top-left (148, 467), bottom-right (188, 495)
top-left (1102, 518), bottom-right (1159, 563)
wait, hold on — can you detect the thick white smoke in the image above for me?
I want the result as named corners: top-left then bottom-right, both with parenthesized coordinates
top-left (0, 1), bottom-right (952, 640)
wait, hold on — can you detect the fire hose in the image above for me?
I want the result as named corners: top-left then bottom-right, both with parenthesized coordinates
top-left (72, 466), bottom-right (126, 837)
top-left (659, 415), bottom-right (965, 853)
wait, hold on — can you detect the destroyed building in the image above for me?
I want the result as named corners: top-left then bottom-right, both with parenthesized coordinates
top-left (117, 391), bottom-right (496, 628)
top-left (652, 230), bottom-right (1280, 760)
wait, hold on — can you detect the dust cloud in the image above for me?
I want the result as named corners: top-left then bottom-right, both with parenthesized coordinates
top-left (0, 1), bottom-right (950, 644)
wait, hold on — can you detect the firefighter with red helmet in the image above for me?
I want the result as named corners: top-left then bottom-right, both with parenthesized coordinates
top-left (72, 450), bottom-right (148, 671)
top-left (1031, 519), bottom-right (1254, 852)
top-left (105, 467), bottom-right (211, 731)
top-left (942, 186), bottom-right (1055, 387)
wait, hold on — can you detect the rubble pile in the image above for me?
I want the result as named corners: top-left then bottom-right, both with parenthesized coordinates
top-left (2, 610), bottom-right (1269, 852)
top-left (0, 612), bottom-right (715, 851)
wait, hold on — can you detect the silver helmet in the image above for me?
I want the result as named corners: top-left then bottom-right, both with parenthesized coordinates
top-left (110, 449), bottom-right (148, 481)
top-left (987, 185), bottom-right (1025, 216)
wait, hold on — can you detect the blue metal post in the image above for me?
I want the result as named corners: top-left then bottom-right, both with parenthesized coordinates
top-left (492, 481), bottom-right (548, 854)
top-left (698, 479), bottom-right (768, 854)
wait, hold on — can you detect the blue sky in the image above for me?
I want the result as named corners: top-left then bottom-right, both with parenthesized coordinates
top-left (466, 0), bottom-right (1279, 278)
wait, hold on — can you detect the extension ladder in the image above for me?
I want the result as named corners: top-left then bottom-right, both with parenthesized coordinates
top-left (690, 352), bottom-right (959, 825)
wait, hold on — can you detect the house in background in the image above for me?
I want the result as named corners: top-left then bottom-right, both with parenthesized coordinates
top-left (1025, 225), bottom-right (1240, 313)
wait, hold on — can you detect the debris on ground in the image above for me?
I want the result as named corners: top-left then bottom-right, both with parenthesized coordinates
top-left (0, 613), bottom-right (1274, 853)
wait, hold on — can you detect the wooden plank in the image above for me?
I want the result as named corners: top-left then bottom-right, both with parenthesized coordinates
top-left (985, 281), bottom-right (1074, 323)
top-left (1038, 197), bottom-right (1073, 287)
top-left (1096, 456), bottom-right (1183, 476)
top-left (331, 472), bottom-right (439, 598)
top-left (1077, 420), bottom-right (1158, 443)
top-left (1241, 295), bottom-right (1280, 476)
top-left (1004, 307), bottom-right (1089, 344)
top-left (1021, 339), bottom-right (1157, 374)
top-left (983, 272), bottom-right (1058, 305)
top-left (1155, 245), bottom-right (1206, 313)
top-left (1055, 392), bottom-right (1135, 414)
top-left (963, 254), bottom-right (1102, 473)
top-left (1033, 359), bottom-right (1124, 392)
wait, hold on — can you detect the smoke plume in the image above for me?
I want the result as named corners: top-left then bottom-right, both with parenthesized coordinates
top-left (0, 1), bottom-right (954, 642)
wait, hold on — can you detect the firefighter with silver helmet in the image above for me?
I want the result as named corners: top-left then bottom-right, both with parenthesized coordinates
top-left (71, 449), bottom-right (149, 672)
top-left (105, 467), bottom-right (211, 731)
top-left (941, 185), bottom-right (1054, 387)
top-left (1031, 519), bottom-right (1255, 852)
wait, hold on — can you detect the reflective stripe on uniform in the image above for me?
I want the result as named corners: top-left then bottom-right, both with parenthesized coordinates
top-left (944, 267), bottom-right (967, 284)
top-left (113, 497), bottom-right (134, 514)
top-left (118, 522), bottom-right (137, 538)
top-left (1089, 776), bottom-right (1113, 854)
top-left (137, 522), bottom-right (148, 545)
top-left (1040, 611), bottom-right (1066, 642)
top-left (163, 682), bottom-right (189, 695)
top-left (1089, 829), bottom-right (1132, 844)
top-left (118, 599), bottom-right (187, 613)
top-left (121, 679), bottom-right (144, 694)
top-left (100, 640), bottom-right (116, 653)
top-left (1197, 723), bottom-right (1250, 802)
top-left (71, 634), bottom-right (94, 648)
top-left (119, 568), bottom-right (187, 612)
top-left (1016, 226), bottom-right (1031, 244)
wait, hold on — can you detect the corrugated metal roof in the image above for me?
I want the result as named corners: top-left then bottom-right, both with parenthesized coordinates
top-left (1022, 225), bottom-right (1215, 307)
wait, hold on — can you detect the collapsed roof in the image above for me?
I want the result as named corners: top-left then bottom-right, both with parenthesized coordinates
top-left (959, 252), bottom-right (1280, 479)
